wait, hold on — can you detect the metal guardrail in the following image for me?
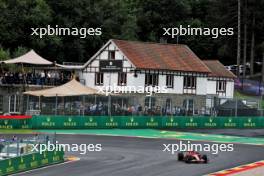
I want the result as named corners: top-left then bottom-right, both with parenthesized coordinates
top-left (0, 134), bottom-right (55, 160)
top-left (0, 150), bottom-right (64, 176)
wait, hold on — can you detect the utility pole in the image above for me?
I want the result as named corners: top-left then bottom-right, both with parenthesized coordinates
top-left (262, 53), bottom-right (264, 83)
top-left (250, 13), bottom-right (255, 76)
top-left (237, 0), bottom-right (241, 77)
top-left (243, 0), bottom-right (247, 78)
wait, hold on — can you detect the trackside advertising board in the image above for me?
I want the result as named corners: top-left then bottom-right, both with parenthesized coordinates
top-left (0, 151), bottom-right (64, 176)
top-left (32, 116), bottom-right (264, 129)
top-left (0, 115), bottom-right (263, 129)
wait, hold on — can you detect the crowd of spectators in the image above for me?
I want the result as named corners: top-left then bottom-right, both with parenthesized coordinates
top-left (30, 98), bottom-right (216, 116)
top-left (38, 101), bottom-right (190, 116)
top-left (81, 102), bottom-right (190, 116)
top-left (83, 103), bottom-right (214, 116)
top-left (0, 71), bottom-right (72, 86)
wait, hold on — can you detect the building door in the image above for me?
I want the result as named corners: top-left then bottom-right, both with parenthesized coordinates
top-left (165, 98), bottom-right (172, 115)
top-left (183, 99), bottom-right (194, 115)
top-left (145, 97), bottom-right (156, 109)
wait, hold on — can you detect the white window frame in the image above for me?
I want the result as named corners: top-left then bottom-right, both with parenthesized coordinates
top-left (9, 94), bottom-right (20, 113)
top-left (95, 72), bottom-right (104, 86)
top-left (108, 50), bottom-right (115, 60)
top-left (216, 80), bottom-right (226, 92)
top-left (118, 72), bottom-right (127, 86)
top-left (144, 97), bottom-right (156, 109)
top-left (183, 76), bottom-right (197, 94)
top-left (145, 73), bottom-right (159, 87)
top-left (166, 75), bottom-right (174, 88)
top-left (216, 80), bottom-right (227, 97)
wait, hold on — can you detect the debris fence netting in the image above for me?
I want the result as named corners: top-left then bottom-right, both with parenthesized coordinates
top-left (23, 94), bottom-right (264, 117)
top-left (0, 134), bottom-right (55, 160)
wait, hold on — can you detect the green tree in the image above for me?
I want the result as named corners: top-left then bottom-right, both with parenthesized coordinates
top-left (13, 47), bottom-right (28, 58)
top-left (0, 48), bottom-right (10, 61)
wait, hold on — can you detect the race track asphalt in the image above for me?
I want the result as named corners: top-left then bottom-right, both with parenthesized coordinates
top-left (176, 129), bottom-right (264, 138)
top-left (12, 134), bottom-right (264, 176)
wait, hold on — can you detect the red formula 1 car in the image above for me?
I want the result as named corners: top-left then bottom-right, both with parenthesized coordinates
top-left (178, 151), bottom-right (208, 163)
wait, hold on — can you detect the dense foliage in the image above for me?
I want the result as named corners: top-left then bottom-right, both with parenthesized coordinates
top-left (0, 0), bottom-right (263, 69)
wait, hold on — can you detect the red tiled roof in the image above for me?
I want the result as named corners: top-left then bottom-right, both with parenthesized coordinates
top-left (112, 39), bottom-right (211, 73)
top-left (203, 60), bottom-right (237, 79)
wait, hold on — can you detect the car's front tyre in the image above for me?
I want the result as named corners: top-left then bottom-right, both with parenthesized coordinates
top-left (202, 155), bottom-right (208, 163)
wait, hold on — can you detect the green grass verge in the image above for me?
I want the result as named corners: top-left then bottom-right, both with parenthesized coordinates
top-left (234, 90), bottom-right (259, 99)
top-left (37, 129), bottom-right (264, 145)
top-left (234, 90), bottom-right (264, 108)
top-left (0, 129), bottom-right (34, 134)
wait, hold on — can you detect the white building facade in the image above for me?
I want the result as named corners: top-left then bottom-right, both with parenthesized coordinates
top-left (78, 39), bottom-right (236, 114)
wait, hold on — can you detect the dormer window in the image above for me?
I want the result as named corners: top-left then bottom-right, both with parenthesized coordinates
top-left (108, 51), bottom-right (115, 60)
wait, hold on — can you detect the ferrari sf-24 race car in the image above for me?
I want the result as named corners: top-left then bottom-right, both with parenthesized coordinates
top-left (178, 151), bottom-right (208, 163)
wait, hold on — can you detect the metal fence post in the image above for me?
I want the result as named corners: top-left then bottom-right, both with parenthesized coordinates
top-left (55, 94), bottom-right (58, 115)
top-left (16, 140), bottom-right (19, 156)
top-left (7, 142), bottom-right (10, 158)
top-left (235, 98), bottom-right (238, 117)
top-left (82, 95), bottom-right (85, 116)
top-left (54, 132), bottom-right (57, 144)
top-left (261, 94), bottom-right (264, 117)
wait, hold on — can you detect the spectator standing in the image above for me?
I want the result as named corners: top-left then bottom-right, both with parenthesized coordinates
top-left (137, 104), bottom-right (142, 115)
top-left (18, 72), bottom-right (23, 84)
top-left (47, 71), bottom-right (51, 85)
top-left (40, 71), bottom-right (45, 85)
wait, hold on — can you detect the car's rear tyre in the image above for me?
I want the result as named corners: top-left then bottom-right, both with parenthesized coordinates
top-left (184, 156), bottom-right (192, 163)
top-left (202, 155), bottom-right (208, 163)
top-left (178, 152), bottom-right (184, 161)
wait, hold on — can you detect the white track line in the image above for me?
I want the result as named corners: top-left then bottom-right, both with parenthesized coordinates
top-left (10, 157), bottom-right (80, 176)
top-left (38, 132), bottom-right (264, 146)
